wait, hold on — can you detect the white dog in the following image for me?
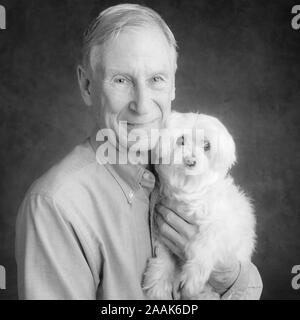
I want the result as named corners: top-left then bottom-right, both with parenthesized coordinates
top-left (143, 111), bottom-right (256, 299)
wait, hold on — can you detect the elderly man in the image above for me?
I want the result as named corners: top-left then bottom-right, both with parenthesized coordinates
top-left (15, 4), bottom-right (263, 300)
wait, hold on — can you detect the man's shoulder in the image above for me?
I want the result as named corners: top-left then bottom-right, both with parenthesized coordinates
top-left (27, 139), bottom-right (106, 200)
top-left (16, 139), bottom-right (116, 235)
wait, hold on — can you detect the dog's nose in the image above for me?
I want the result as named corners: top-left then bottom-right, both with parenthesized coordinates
top-left (184, 156), bottom-right (197, 167)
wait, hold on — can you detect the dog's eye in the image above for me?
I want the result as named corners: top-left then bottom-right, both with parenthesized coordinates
top-left (204, 140), bottom-right (210, 151)
top-left (177, 135), bottom-right (185, 146)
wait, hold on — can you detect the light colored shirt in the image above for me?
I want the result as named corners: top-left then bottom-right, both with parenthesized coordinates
top-left (15, 133), bottom-right (263, 300)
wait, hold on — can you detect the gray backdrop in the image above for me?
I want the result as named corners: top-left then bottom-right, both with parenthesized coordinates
top-left (0, 0), bottom-right (300, 299)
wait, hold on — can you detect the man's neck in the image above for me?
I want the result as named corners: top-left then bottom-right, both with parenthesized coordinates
top-left (89, 125), bottom-right (154, 168)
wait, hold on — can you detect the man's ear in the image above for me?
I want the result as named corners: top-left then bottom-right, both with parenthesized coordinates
top-left (171, 78), bottom-right (176, 101)
top-left (77, 65), bottom-right (92, 106)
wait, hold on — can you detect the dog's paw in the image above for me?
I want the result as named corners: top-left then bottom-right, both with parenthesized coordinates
top-left (144, 284), bottom-right (173, 300)
top-left (143, 280), bottom-right (173, 300)
top-left (180, 263), bottom-right (211, 298)
top-left (180, 276), bottom-right (205, 298)
top-left (143, 267), bottom-right (174, 300)
top-left (143, 253), bottom-right (176, 300)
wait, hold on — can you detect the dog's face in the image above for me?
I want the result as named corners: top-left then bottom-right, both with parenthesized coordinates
top-left (155, 112), bottom-right (236, 187)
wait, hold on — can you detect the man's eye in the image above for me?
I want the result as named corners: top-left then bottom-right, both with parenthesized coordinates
top-left (113, 77), bottom-right (128, 84)
top-left (177, 135), bottom-right (185, 146)
top-left (204, 140), bottom-right (210, 151)
top-left (152, 76), bottom-right (164, 83)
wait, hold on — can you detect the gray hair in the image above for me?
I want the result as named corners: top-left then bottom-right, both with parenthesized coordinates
top-left (82, 3), bottom-right (178, 71)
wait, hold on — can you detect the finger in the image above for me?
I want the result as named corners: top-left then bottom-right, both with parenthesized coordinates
top-left (156, 205), bottom-right (198, 240)
top-left (156, 214), bottom-right (186, 251)
top-left (160, 235), bottom-right (184, 260)
top-left (159, 200), bottom-right (197, 225)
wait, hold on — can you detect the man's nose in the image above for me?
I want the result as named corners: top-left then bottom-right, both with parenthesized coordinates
top-left (129, 84), bottom-right (152, 115)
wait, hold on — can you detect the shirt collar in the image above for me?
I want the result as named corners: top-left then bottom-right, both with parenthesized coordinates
top-left (88, 126), bottom-right (156, 203)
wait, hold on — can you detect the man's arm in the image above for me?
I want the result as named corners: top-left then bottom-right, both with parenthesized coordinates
top-left (216, 261), bottom-right (263, 300)
top-left (15, 193), bottom-right (99, 299)
top-left (179, 260), bottom-right (263, 300)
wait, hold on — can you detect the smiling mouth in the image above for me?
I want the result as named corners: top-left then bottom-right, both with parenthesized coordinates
top-left (126, 119), bottom-right (160, 127)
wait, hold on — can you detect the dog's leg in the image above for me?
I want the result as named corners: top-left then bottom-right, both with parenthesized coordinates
top-left (180, 232), bottom-right (217, 298)
top-left (143, 240), bottom-right (176, 300)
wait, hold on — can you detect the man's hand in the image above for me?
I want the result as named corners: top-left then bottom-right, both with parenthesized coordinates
top-left (208, 254), bottom-right (241, 295)
top-left (155, 202), bottom-right (241, 298)
top-left (155, 203), bottom-right (198, 261)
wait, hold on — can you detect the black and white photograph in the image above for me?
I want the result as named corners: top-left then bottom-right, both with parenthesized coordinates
top-left (0, 0), bottom-right (300, 301)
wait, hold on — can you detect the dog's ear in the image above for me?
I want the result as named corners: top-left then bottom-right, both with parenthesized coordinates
top-left (210, 118), bottom-right (236, 175)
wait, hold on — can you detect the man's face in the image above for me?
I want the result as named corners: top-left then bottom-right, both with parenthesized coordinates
top-left (88, 26), bottom-right (176, 150)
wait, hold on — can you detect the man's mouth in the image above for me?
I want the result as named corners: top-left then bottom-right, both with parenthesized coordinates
top-left (125, 118), bottom-right (160, 129)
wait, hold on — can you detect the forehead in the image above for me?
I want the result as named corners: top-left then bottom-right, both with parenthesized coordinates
top-left (91, 26), bottom-right (174, 74)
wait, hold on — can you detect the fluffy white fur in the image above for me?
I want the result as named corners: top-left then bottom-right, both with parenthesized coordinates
top-left (143, 111), bottom-right (256, 299)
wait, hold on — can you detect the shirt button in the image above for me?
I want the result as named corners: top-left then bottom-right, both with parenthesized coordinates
top-left (128, 191), bottom-right (134, 201)
top-left (143, 172), bottom-right (149, 179)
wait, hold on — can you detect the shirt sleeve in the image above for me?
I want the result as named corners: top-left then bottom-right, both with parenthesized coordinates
top-left (220, 262), bottom-right (263, 300)
top-left (15, 192), bottom-right (99, 300)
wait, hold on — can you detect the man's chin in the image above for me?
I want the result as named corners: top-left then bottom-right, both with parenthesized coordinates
top-left (119, 125), bottom-right (160, 150)
top-left (119, 138), bottom-right (157, 153)
top-left (127, 119), bottom-right (161, 130)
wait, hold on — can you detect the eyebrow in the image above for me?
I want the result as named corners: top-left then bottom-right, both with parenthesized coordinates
top-left (105, 68), bottom-right (171, 79)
